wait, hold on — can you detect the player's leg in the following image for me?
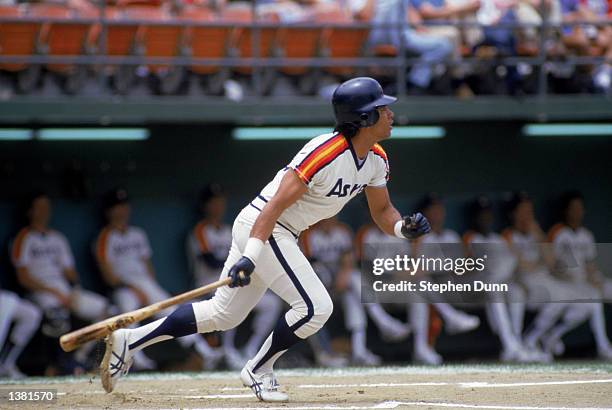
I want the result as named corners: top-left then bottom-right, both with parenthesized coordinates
top-left (343, 272), bottom-right (380, 365)
top-left (100, 222), bottom-right (266, 392)
top-left (366, 304), bottom-right (411, 342)
top-left (69, 289), bottom-right (114, 364)
top-left (486, 302), bottom-right (533, 362)
top-left (242, 291), bottom-right (283, 359)
top-left (0, 295), bottom-right (41, 378)
top-left (409, 303), bottom-right (442, 365)
top-left (433, 302), bottom-right (480, 334)
top-left (508, 284), bottom-right (526, 337)
top-left (138, 278), bottom-right (224, 368)
top-left (242, 234), bottom-right (332, 401)
top-left (0, 291), bottom-right (19, 355)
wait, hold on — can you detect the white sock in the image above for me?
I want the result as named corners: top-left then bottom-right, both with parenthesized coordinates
top-left (410, 303), bottom-right (429, 351)
top-left (487, 303), bottom-right (519, 351)
top-left (589, 303), bottom-right (612, 350)
top-left (509, 302), bottom-right (525, 337)
top-left (352, 329), bottom-right (367, 358)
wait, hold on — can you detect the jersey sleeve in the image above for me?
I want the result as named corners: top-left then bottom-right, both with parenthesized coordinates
top-left (95, 228), bottom-right (112, 264)
top-left (11, 228), bottom-right (31, 268)
top-left (192, 222), bottom-right (209, 254)
top-left (57, 232), bottom-right (75, 270)
top-left (369, 144), bottom-right (390, 187)
top-left (289, 134), bottom-right (349, 187)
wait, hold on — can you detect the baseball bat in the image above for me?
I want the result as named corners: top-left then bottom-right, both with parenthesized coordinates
top-left (59, 276), bottom-right (233, 352)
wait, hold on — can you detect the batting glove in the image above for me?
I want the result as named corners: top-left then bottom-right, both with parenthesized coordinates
top-left (400, 212), bottom-right (431, 239)
top-left (228, 256), bottom-right (255, 288)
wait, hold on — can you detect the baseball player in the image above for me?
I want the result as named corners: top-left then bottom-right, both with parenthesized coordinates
top-left (501, 192), bottom-right (612, 358)
top-left (96, 188), bottom-right (221, 370)
top-left (533, 191), bottom-right (612, 359)
top-left (410, 194), bottom-right (480, 365)
top-left (0, 288), bottom-right (41, 378)
top-left (100, 77), bottom-right (431, 401)
top-left (187, 183), bottom-right (282, 369)
top-left (11, 192), bottom-right (111, 368)
top-left (301, 217), bottom-right (410, 365)
top-left (463, 196), bottom-right (547, 363)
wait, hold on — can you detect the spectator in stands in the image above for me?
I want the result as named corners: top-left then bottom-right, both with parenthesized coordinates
top-left (411, 194), bottom-right (481, 365)
top-left (349, 0), bottom-right (453, 94)
top-left (11, 192), bottom-right (112, 372)
top-left (0, 288), bottom-right (41, 378)
top-left (560, 0), bottom-right (612, 92)
top-left (95, 188), bottom-right (221, 370)
top-left (410, 0), bottom-right (483, 53)
top-left (187, 183), bottom-right (281, 369)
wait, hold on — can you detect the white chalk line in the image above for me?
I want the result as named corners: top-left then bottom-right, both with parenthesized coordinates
top-left (296, 379), bottom-right (612, 390)
top-left (49, 378), bottom-right (612, 397)
top-left (163, 401), bottom-right (612, 410)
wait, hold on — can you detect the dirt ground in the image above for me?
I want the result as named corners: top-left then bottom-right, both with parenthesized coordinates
top-left (2, 364), bottom-right (612, 409)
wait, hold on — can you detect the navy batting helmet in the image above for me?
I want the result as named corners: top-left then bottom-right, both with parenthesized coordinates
top-left (332, 77), bottom-right (397, 128)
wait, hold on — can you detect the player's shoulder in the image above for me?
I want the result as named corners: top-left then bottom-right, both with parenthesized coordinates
top-left (370, 143), bottom-right (388, 163)
top-left (462, 230), bottom-right (476, 245)
top-left (48, 229), bottom-right (68, 242)
top-left (129, 226), bottom-right (148, 238)
top-left (547, 222), bottom-right (568, 242)
top-left (500, 227), bottom-right (515, 243)
top-left (444, 229), bottom-right (461, 242)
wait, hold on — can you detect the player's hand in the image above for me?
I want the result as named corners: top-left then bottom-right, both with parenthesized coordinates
top-left (401, 212), bottom-right (431, 239)
top-left (228, 256), bottom-right (255, 288)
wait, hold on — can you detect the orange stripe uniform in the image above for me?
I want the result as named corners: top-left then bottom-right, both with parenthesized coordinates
top-left (293, 134), bottom-right (348, 184)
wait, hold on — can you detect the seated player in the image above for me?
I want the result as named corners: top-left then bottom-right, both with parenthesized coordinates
top-left (302, 217), bottom-right (410, 365)
top-left (539, 191), bottom-right (612, 359)
top-left (11, 192), bottom-right (112, 370)
top-left (95, 188), bottom-right (217, 369)
top-left (0, 288), bottom-right (41, 378)
top-left (411, 194), bottom-right (481, 365)
top-left (503, 192), bottom-right (612, 359)
top-left (463, 196), bottom-right (548, 362)
top-left (187, 183), bottom-right (281, 369)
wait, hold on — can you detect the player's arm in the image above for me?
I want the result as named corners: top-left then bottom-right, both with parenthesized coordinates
top-left (144, 258), bottom-right (156, 280)
top-left (16, 267), bottom-right (71, 306)
top-left (63, 267), bottom-right (79, 285)
top-left (227, 170), bottom-right (307, 287)
top-left (96, 260), bottom-right (122, 287)
top-left (365, 185), bottom-right (431, 239)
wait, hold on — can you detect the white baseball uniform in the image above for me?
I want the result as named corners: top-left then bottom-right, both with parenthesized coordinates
top-left (549, 223), bottom-right (612, 299)
top-left (0, 289), bottom-right (42, 372)
top-left (187, 220), bottom-right (282, 359)
top-left (11, 227), bottom-right (108, 320)
top-left (463, 230), bottom-right (525, 349)
top-left (96, 225), bottom-right (171, 314)
top-left (187, 132), bottom-right (390, 371)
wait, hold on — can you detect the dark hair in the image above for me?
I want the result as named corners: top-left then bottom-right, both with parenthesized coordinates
top-left (102, 187), bottom-right (130, 211)
top-left (505, 191), bottom-right (530, 214)
top-left (417, 193), bottom-right (443, 213)
top-left (334, 123), bottom-right (359, 139)
top-left (199, 183), bottom-right (226, 205)
top-left (558, 190), bottom-right (583, 221)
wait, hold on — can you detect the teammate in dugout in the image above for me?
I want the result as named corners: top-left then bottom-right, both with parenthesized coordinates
top-left (100, 77), bottom-right (432, 402)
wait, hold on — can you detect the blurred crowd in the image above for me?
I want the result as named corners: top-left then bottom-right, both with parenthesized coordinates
top-left (1, 185), bottom-right (611, 379)
top-left (0, 0), bottom-right (610, 95)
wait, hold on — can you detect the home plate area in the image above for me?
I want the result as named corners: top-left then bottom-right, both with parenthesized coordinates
top-left (4, 364), bottom-right (612, 409)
